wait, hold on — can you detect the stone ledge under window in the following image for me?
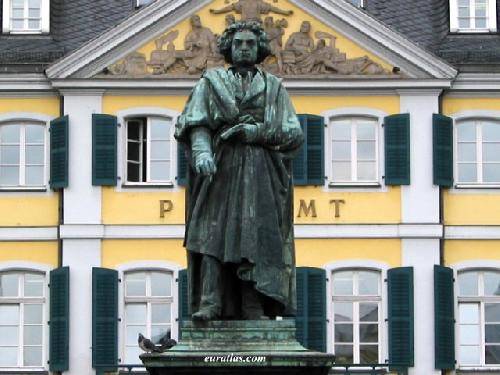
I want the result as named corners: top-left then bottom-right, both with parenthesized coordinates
top-left (457, 369), bottom-right (500, 374)
top-left (0, 371), bottom-right (48, 375)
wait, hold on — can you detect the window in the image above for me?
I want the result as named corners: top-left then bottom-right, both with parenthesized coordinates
top-left (332, 270), bottom-right (381, 364)
top-left (458, 270), bottom-right (500, 367)
top-left (450, 0), bottom-right (497, 32)
top-left (125, 117), bottom-right (174, 184)
top-left (456, 120), bottom-right (500, 185)
top-left (123, 271), bottom-right (173, 363)
top-left (0, 272), bottom-right (46, 368)
top-left (0, 123), bottom-right (46, 188)
top-left (328, 117), bottom-right (379, 185)
top-left (2, 0), bottom-right (49, 33)
top-left (136, 0), bottom-right (154, 7)
top-left (349, 0), bottom-right (364, 7)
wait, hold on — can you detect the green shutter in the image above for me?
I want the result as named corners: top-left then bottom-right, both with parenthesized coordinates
top-left (178, 269), bottom-right (189, 338)
top-left (433, 114), bottom-right (454, 187)
top-left (49, 267), bottom-right (70, 372)
top-left (92, 114), bottom-right (117, 186)
top-left (295, 267), bottom-right (327, 352)
top-left (92, 268), bottom-right (118, 370)
top-left (177, 144), bottom-right (188, 186)
top-left (50, 116), bottom-right (69, 189)
top-left (388, 267), bottom-right (414, 369)
top-left (384, 114), bottom-right (410, 185)
top-left (293, 115), bottom-right (324, 185)
top-left (434, 265), bottom-right (455, 370)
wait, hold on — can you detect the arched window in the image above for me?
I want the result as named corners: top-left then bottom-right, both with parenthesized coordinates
top-left (332, 269), bottom-right (381, 364)
top-left (457, 269), bottom-right (500, 366)
top-left (456, 119), bottom-right (500, 184)
top-left (0, 123), bottom-right (46, 187)
top-left (0, 271), bottom-right (46, 368)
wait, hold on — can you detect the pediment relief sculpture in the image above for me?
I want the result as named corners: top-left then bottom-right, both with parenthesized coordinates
top-left (103, 1), bottom-right (394, 78)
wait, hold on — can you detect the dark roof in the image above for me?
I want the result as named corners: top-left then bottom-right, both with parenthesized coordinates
top-left (0, 0), bottom-right (137, 72)
top-left (364, 0), bottom-right (500, 70)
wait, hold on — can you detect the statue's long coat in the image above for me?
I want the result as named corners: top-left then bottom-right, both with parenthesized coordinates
top-left (175, 67), bottom-right (303, 317)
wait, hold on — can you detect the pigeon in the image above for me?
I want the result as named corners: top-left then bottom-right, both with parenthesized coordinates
top-left (157, 334), bottom-right (177, 352)
top-left (138, 333), bottom-right (156, 353)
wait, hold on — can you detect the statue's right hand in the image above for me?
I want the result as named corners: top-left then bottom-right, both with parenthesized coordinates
top-left (194, 152), bottom-right (216, 176)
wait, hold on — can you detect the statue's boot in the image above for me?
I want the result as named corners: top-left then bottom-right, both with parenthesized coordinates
top-left (241, 282), bottom-right (268, 320)
top-left (193, 254), bottom-right (222, 321)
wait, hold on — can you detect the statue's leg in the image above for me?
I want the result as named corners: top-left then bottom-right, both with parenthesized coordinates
top-left (241, 281), bottom-right (268, 320)
top-left (192, 254), bottom-right (222, 321)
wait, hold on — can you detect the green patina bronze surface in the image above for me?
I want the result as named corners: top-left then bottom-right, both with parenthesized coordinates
top-left (175, 21), bottom-right (303, 321)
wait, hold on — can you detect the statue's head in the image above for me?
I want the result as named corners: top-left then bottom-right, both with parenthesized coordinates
top-left (190, 15), bottom-right (202, 28)
top-left (300, 21), bottom-right (311, 33)
top-left (218, 21), bottom-right (271, 66)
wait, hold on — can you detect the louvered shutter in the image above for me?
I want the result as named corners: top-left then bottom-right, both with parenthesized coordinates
top-left (433, 114), bottom-right (454, 187)
top-left (293, 116), bottom-right (307, 185)
top-left (49, 267), bottom-right (70, 372)
top-left (388, 267), bottom-right (414, 369)
top-left (92, 114), bottom-right (117, 186)
top-left (296, 267), bottom-right (327, 352)
top-left (177, 144), bottom-right (188, 186)
top-left (50, 116), bottom-right (69, 189)
top-left (92, 268), bottom-right (118, 370)
top-left (178, 269), bottom-right (189, 338)
top-left (384, 114), bottom-right (410, 185)
top-left (434, 265), bottom-right (455, 370)
top-left (293, 115), bottom-right (324, 185)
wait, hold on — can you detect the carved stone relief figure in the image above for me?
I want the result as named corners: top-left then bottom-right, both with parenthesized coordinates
top-left (282, 21), bottom-right (315, 74)
top-left (148, 30), bottom-right (180, 74)
top-left (109, 52), bottom-right (148, 75)
top-left (210, 0), bottom-right (293, 23)
top-left (184, 15), bottom-right (222, 74)
top-left (262, 16), bottom-right (288, 73)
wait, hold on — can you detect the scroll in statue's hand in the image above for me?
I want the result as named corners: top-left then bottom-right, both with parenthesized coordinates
top-left (220, 123), bottom-right (259, 143)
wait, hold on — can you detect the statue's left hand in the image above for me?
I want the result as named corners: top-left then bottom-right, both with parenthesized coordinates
top-left (221, 124), bottom-right (259, 143)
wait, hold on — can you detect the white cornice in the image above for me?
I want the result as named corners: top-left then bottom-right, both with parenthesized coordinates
top-left (0, 74), bottom-right (54, 91)
top-left (450, 73), bottom-right (500, 91)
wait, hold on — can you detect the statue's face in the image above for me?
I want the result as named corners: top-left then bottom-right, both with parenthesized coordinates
top-left (191, 15), bottom-right (202, 28)
top-left (300, 21), bottom-right (311, 33)
top-left (231, 31), bottom-right (258, 67)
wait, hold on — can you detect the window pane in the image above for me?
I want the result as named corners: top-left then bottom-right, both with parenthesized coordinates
top-left (334, 302), bottom-right (353, 322)
top-left (483, 164), bottom-right (500, 183)
top-left (0, 326), bottom-right (19, 345)
top-left (150, 118), bottom-right (171, 139)
top-left (459, 272), bottom-right (478, 296)
top-left (483, 123), bottom-right (500, 141)
top-left (357, 123), bottom-right (376, 140)
top-left (475, 18), bottom-right (487, 28)
top-left (24, 325), bottom-right (42, 345)
top-left (12, 8), bottom-right (24, 18)
top-left (484, 272), bottom-right (500, 296)
top-left (334, 344), bottom-right (353, 364)
top-left (460, 325), bottom-right (480, 345)
top-left (0, 274), bottom-right (19, 296)
top-left (151, 325), bottom-right (171, 344)
top-left (360, 324), bottom-right (378, 343)
top-left (332, 141), bottom-right (351, 160)
top-left (24, 274), bottom-right (44, 297)
top-left (150, 141), bottom-right (170, 160)
top-left (26, 145), bottom-right (44, 164)
top-left (460, 304), bottom-right (479, 324)
top-left (458, 123), bottom-right (476, 142)
top-left (1, 145), bottom-right (20, 164)
top-left (29, 0), bottom-right (41, 8)
top-left (12, 0), bottom-right (24, 6)
top-left (125, 304), bottom-right (146, 324)
top-left (483, 143), bottom-right (500, 162)
top-left (486, 304), bottom-right (500, 322)
top-left (332, 123), bottom-right (351, 140)
top-left (486, 345), bottom-right (500, 364)
top-left (0, 347), bottom-right (17, 366)
top-left (458, 163), bottom-right (477, 183)
top-left (358, 271), bottom-right (379, 295)
top-left (357, 141), bottom-right (376, 160)
top-left (24, 304), bottom-right (42, 324)
top-left (26, 166), bottom-right (44, 186)
top-left (360, 303), bottom-right (378, 322)
top-left (333, 271), bottom-right (353, 295)
top-left (151, 272), bottom-right (172, 297)
top-left (460, 345), bottom-right (480, 365)
top-left (357, 162), bottom-right (376, 181)
top-left (152, 304), bottom-right (171, 324)
top-left (332, 161), bottom-right (351, 181)
top-left (150, 161), bottom-right (170, 181)
top-left (24, 346), bottom-right (42, 366)
top-left (334, 324), bottom-right (353, 343)
top-left (486, 324), bottom-right (500, 343)
top-left (125, 346), bottom-right (142, 364)
top-left (127, 121), bottom-right (142, 141)
top-left (360, 345), bottom-right (378, 364)
top-left (125, 273), bottom-right (146, 297)
top-left (0, 125), bottom-right (20, 143)
top-left (458, 143), bottom-right (476, 162)
top-left (459, 7), bottom-right (470, 17)
top-left (28, 8), bottom-right (40, 18)
top-left (127, 142), bottom-right (140, 162)
top-left (126, 325), bottom-right (146, 345)
top-left (26, 125), bottom-right (44, 143)
top-left (0, 305), bottom-right (19, 324)
top-left (0, 166), bottom-right (19, 185)
top-left (127, 163), bottom-right (140, 183)
top-left (28, 20), bottom-right (40, 29)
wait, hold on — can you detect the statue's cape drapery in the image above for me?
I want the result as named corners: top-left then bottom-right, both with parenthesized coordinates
top-left (175, 67), bottom-right (303, 316)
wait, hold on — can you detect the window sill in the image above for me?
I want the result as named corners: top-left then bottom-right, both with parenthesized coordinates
top-left (455, 184), bottom-right (500, 189)
top-left (121, 182), bottom-right (174, 189)
top-left (0, 187), bottom-right (47, 192)
top-left (457, 367), bottom-right (500, 373)
top-left (328, 182), bottom-right (382, 188)
top-left (449, 29), bottom-right (497, 34)
top-left (0, 371), bottom-right (48, 374)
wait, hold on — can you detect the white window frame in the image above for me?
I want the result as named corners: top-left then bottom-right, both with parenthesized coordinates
top-left (116, 261), bottom-right (181, 366)
top-left (450, 0), bottom-right (497, 32)
top-left (2, 0), bottom-right (50, 34)
top-left (323, 108), bottom-right (386, 189)
top-left (0, 264), bottom-right (49, 372)
top-left (456, 269), bottom-right (500, 368)
top-left (0, 120), bottom-right (48, 190)
top-left (454, 116), bottom-right (500, 187)
top-left (349, 0), bottom-right (364, 7)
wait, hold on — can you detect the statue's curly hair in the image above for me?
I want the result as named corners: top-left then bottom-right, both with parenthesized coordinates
top-left (218, 21), bottom-right (271, 65)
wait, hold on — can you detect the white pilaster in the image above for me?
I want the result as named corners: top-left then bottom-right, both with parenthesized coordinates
top-left (399, 90), bottom-right (441, 375)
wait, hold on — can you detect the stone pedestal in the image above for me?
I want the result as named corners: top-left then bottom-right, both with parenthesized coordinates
top-left (141, 320), bottom-right (335, 375)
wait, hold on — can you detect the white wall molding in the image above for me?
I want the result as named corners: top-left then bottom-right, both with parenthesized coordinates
top-left (0, 260), bottom-right (52, 272)
top-left (0, 227), bottom-right (58, 241)
top-left (446, 226), bottom-right (500, 239)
